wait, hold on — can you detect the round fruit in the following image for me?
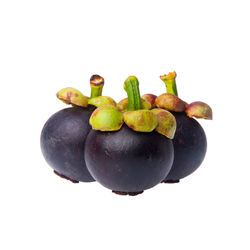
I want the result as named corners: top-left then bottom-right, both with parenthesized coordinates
top-left (163, 112), bottom-right (207, 183)
top-left (85, 124), bottom-right (174, 194)
top-left (41, 107), bottom-right (95, 182)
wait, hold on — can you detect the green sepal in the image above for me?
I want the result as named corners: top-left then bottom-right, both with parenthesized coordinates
top-left (186, 101), bottom-right (212, 120)
top-left (88, 96), bottom-right (116, 108)
top-left (123, 110), bottom-right (158, 132)
top-left (155, 93), bottom-right (187, 112)
top-left (56, 87), bottom-right (89, 107)
top-left (151, 108), bottom-right (176, 139)
top-left (89, 105), bottom-right (124, 131)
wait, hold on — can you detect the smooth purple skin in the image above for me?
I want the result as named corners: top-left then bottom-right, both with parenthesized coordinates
top-left (40, 107), bottom-right (95, 182)
top-left (85, 124), bottom-right (174, 193)
top-left (164, 112), bottom-right (207, 182)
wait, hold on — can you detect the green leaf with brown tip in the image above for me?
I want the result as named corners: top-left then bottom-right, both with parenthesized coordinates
top-left (155, 93), bottom-right (187, 112)
top-left (90, 105), bottom-right (124, 131)
top-left (56, 87), bottom-right (89, 107)
top-left (123, 110), bottom-right (158, 132)
top-left (88, 96), bottom-right (116, 108)
top-left (117, 98), bottom-right (151, 112)
top-left (142, 94), bottom-right (157, 108)
top-left (151, 108), bottom-right (176, 139)
top-left (186, 101), bottom-right (213, 120)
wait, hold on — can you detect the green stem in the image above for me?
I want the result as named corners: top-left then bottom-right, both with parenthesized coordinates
top-left (160, 72), bottom-right (178, 96)
top-left (124, 76), bottom-right (141, 111)
top-left (90, 75), bottom-right (104, 98)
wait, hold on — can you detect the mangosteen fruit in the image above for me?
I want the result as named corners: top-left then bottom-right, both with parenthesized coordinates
top-left (163, 111), bottom-right (207, 182)
top-left (84, 76), bottom-right (176, 195)
top-left (40, 75), bottom-right (117, 183)
top-left (41, 106), bottom-right (95, 182)
top-left (156, 72), bottom-right (212, 183)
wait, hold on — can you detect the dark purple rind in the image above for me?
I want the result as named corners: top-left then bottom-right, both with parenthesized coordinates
top-left (40, 107), bottom-right (95, 182)
top-left (85, 124), bottom-right (174, 193)
top-left (164, 112), bottom-right (207, 182)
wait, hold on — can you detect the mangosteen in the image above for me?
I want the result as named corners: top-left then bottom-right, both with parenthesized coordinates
top-left (163, 111), bottom-right (207, 182)
top-left (155, 72), bottom-right (212, 183)
top-left (41, 106), bottom-right (94, 182)
top-left (84, 76), bottom-right (176, 195)
top-left (40, 75), bottom-right (117, 183)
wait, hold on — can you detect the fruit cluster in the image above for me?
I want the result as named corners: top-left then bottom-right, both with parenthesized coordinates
top-left (40, 72), bottom-right (212, 196)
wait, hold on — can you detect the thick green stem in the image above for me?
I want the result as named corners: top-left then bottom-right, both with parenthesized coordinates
top-left (124, 76), bottom-right (142, 111)
top-left (90, 75), bottom-right (104, 98)
top-left (160, 72), bottom-right (178, 96)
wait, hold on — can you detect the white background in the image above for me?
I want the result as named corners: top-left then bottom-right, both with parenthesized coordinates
top-left (0, 0), bottom-right (249, 249)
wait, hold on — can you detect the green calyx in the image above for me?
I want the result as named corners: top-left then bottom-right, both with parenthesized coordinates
top-left (56, 74), bottom-right (106, 108)
top-left (88, 96), bottom-right (116, 108)
top-left (56, 87), bottom-right (89, 107)
top-left (159, 71), bottom-right (212, 121)
top-left (186, 101), bottom-right (213, 120)
top-left (157, 72), bottom-right (187, 112)
top-left (123, 110), bottom-right (158, 132)
top-left (151, 109), bottom-right (176, 139)
top-left (117, 98), bottom-right (151, 112)
top-left (155, 93), bottom-right (187, 112)
top-left (122, 76), bottom-right (158, 132)
top-left (89, 105), bottom-right (124, 131)
top-left (160, 72), bottom-right (178, 96)
top-left (89, 75), bottom-right (177, 138)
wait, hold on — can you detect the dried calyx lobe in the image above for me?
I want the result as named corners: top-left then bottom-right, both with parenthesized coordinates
top-left (40, 74), bottom-right (105, 183)
top-left (158, 72), bottom-right (212, 183)
top-left (85, 76), bottom-right (175, 195)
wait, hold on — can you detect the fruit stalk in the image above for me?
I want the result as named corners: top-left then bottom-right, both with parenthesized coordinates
top-left (123, 76), bottom-right (142, 111)
top-left (90, 75), bottom-right (104, 98)
top-left (160, 72), bottom-right (178, 96)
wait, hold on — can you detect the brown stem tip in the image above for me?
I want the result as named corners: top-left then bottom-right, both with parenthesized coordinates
top-left (90, 74), bottom-right (104, 86)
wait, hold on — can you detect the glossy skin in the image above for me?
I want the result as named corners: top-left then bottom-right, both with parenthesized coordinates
top-left (163, 112), bottom-right (207, 182)
top-left (85, 124), bottom-right (174, 194)
top-left (40, 107), bottom-right (95, 182)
